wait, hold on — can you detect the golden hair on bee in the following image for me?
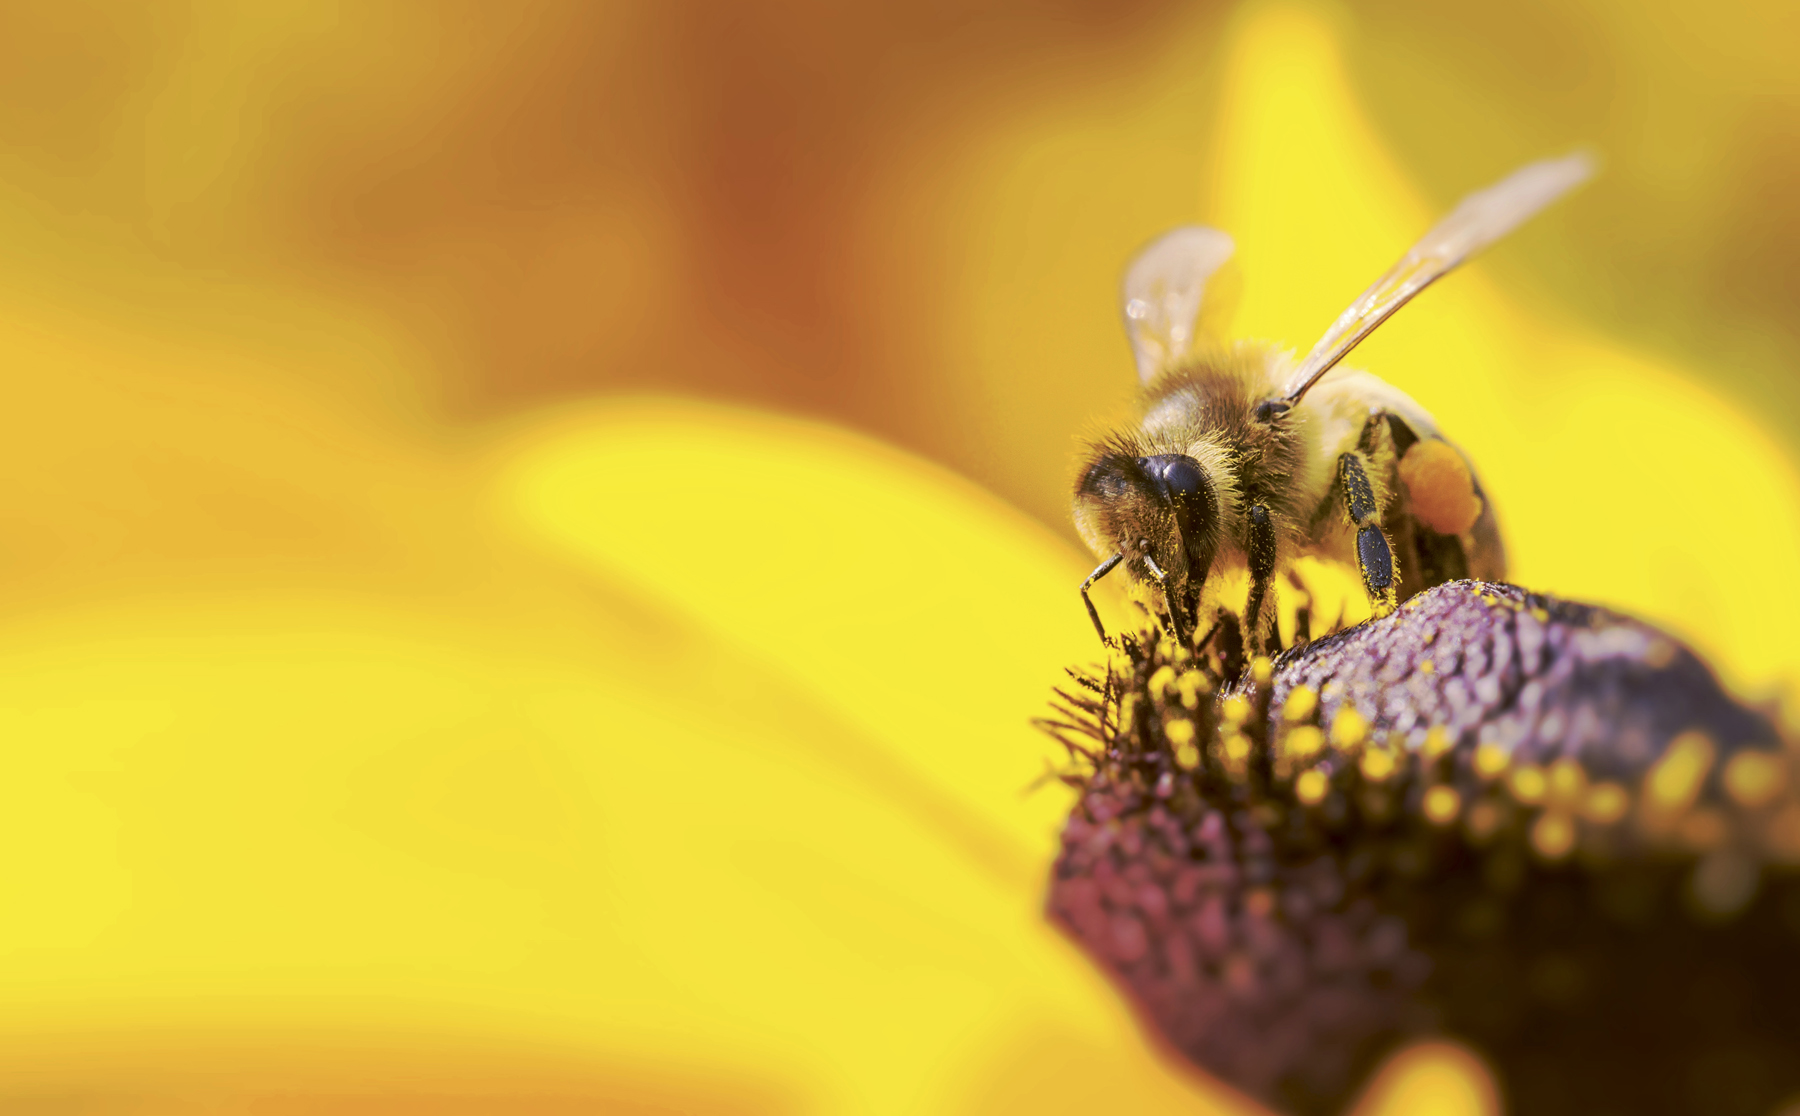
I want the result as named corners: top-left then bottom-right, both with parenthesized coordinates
top-left (1074, 154), bottom-right (1593, 650)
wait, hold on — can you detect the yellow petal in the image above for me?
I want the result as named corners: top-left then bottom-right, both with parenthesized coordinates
top-left (493, 396), bottom-right (1107, 869)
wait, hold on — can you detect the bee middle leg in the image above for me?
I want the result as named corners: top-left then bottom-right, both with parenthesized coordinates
top-left (1337, 451), bottom-right (1398, 617)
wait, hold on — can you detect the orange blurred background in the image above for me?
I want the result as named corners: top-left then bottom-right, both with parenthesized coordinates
top-left (0, 1), bottom-right (1797, 1112)
top-left (11, 0), bottom-right (1800, 528)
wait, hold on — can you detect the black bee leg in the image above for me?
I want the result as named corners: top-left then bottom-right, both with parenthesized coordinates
top-left (1142, 554), bottom-right (1192, 646)
top-left (1079, 553), bottom-right (1123, 645)
top-left (1243, 504), bottom-right (1278, 652)
top-left (1284, 568), bottom-right (1312, 646)
top-left (1337, 451), bottom-right (1398, 616)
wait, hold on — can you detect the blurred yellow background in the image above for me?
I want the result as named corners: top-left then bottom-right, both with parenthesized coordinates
top-left (0, 0), bottom-right (1795, 1112)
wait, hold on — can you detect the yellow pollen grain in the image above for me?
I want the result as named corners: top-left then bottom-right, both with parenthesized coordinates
top-left (1422, 785), bottom-right (1461, 825)
top-left (1647, 731), bottom-right (1716, 814)
top-left (1251, 656), bottom-right (1273, 686)
top-left (1174, 740), bottom-right (1201, 770)
top-left (1149, 665), bottom-right (1177, 701)
top-left (1480, 593), bottom-right (1497, 607)
top-left (1221, 695), bottom-right (1251, 725)
top-left (1419, 659), bottom-right (1435, 675)
top-left (1164, 717), bottom-right (1195, 747)
top-left (1331, 706), bottom-right (1369, 750)
top-left (1582, 782), bottom-right (1629, 825)
top-left (1295, 769), bottom-right (1329, 806)
top-left (1360, 747), bottom-right (1396, 783)
top-left (1284, 725), bottom-right (1324, 760)
top-left (1531, 811), bottom-right (1576, 861)
top-left (1282, 686), bottom-right (1318, 724)
top-left (1177, 672), bottom-right (1207, 710)
top-left (1548, 757), bottom-right (1588, 806)
top-left (1423, 726), bottom-right (1454, 762)
top-left (1508, 764), bottom-right (1546, 804)
top-left (1530, 607), bottom-right (1550, 624)
top-left (1474, 741), bottom-right (1509, 780)
top-left (1224, 734), bottom-right (1252, 764)
top-left (1724, 751), bottom-right (1787, 809)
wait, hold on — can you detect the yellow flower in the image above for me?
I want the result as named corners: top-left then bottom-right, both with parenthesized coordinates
top-left (0, 2), bottom-right (1785, 1114)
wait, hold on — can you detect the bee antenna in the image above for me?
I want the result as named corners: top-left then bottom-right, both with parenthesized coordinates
top-left (1080, 553), bottom-right (1124, 645)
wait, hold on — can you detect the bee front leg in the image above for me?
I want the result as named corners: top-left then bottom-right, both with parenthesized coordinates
top-left (1337, 451), bottom-right (1399, 617)
top-left (1243, 504), bottom-right (1278, 652)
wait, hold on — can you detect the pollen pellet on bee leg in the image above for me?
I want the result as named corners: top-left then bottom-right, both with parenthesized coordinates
top-left (1397, 439), bottom-right (1483, 536)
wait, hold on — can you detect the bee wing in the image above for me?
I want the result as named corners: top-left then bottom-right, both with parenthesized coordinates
top-left (1281, 152), bottom-right (1595, 402)
top-left (1121, 226), bottom-right (1235, 384)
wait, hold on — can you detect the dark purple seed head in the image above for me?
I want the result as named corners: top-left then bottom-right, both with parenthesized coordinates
top-left (1042, 581), bottom-right (1800, 1116)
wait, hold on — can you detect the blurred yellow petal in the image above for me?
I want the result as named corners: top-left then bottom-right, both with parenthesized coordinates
top-left (492, 396), bottom-right (1102, 868)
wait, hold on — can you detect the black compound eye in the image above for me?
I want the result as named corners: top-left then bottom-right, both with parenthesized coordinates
top-left (1078, 454), bottom-right (1141, 500)
top-left (1138, 454), bottom-right (1204, 496)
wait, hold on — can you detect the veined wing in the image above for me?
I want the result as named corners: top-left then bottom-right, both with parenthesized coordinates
top-left (1121, 226), bottom-right (1235, 384)
top-left (1281, 152), bottom-right (1596, 402)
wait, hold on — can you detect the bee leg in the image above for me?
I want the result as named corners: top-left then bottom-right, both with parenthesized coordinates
top-left (1284, 568), bottom-right (1312, 646)
top-left (1243, 504), bottom-right (1278, 652)
top-left (1337, 451), bottom-right (1399, 617)
top-left (1079, 553), bottom-right (1124, 645)
top-left (1142, 554), bottom-right (1192, 646)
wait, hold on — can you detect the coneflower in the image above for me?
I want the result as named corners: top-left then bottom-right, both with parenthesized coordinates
top-left (1045, 580), bottom-right (1800, 1116)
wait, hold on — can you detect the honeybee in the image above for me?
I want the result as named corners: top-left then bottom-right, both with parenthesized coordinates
top-left (1075, 154), bottom-right (1593, 649)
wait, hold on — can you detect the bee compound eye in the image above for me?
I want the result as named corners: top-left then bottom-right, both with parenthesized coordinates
top-left (1158, 456), bottom-right (1203, 495)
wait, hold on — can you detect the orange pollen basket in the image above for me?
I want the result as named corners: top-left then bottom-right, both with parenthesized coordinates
top-left (1398, 440), bottom-right (1484, 536)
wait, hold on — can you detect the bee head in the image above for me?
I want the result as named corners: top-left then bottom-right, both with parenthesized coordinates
top-left (1073, 450), bottom-right (1221, 596)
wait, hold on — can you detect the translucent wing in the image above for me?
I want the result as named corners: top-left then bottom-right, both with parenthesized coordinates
top-left (1121, 226), bottom-right (1235, 384)
top-left (1281, 151), bottom-right (1596, 402)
